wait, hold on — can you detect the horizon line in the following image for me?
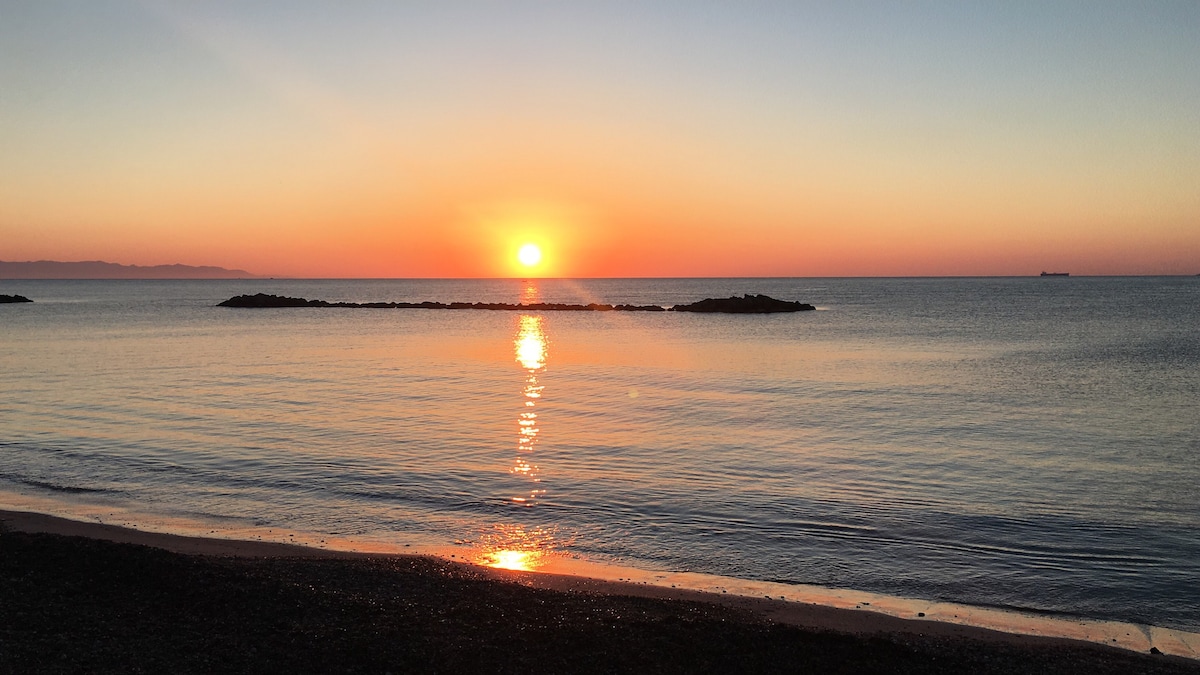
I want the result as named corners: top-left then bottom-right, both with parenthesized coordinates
top-left (184, 273), bottom-right (1199, 280)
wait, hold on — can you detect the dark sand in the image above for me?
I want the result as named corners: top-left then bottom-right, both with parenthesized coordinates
top-left (2, 510), bottom-right (1196, 674)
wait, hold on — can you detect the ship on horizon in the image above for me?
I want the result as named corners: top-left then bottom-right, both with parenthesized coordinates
top-left (1040, 271), bottom-right (1069, 277)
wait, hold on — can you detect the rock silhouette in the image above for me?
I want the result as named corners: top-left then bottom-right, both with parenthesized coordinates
top-left (218, 293), bottom-right (666, 311)
top-left (0, 294), bottom-right (33, 303)
top-left (218, 293), bottom-right (814, 313)
top-left (670, 294), bottom-right (815, 313)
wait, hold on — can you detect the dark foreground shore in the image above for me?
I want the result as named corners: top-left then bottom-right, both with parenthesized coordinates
top-left (1, 514), bottom-right (1195, 674)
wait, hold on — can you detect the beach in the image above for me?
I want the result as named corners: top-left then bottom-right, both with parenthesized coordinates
top-left (3, 510), bottom-right (1196, 674)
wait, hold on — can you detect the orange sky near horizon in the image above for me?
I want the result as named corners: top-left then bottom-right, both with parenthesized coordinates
top-left (2, 3), bottom-right (1198, 278)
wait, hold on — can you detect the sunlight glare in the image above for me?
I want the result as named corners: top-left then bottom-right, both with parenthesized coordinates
top-left (490, 549), bottom-right (535, 571)
top-left (517, 243), bottom-right (542, 267)
top-left (515, 315), bottom-right (547, 371)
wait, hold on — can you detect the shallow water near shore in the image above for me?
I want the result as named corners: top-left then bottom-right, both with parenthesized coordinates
top-left (2, 277), bottom-right (1198, 641)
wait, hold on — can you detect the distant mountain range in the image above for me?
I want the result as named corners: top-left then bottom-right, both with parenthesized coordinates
top-left (0, 260), bottom-right (260, 279)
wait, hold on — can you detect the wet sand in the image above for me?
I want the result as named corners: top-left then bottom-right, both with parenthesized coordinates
top-left (2, 509), bottom-right (1197, 673)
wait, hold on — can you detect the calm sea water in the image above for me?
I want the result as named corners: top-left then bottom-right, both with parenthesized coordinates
top-left (1, 277), bottom-right (1197, 631)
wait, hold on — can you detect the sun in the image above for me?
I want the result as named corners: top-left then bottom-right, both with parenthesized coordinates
top-left (517, 243), bottom-right (542, 267)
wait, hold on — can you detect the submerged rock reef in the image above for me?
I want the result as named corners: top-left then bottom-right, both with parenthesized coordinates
top-left (217, 293), bottom-right (665, 311)
top-left (0, 294), bottom-right (33, 303)
top-left (218, 293), bottom-right (815, 313)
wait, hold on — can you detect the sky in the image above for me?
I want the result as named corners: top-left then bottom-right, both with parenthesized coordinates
top-left (2, 1), bottom-right (1198, 278)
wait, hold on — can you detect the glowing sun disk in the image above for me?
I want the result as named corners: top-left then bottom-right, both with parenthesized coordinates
top-left (518, 243), bottom-right (542, 267)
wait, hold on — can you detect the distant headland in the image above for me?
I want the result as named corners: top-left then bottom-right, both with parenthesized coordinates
top-left (219, 293), bottom-right (816, 314)
top-left (0, 260), bottom-right (259, 279)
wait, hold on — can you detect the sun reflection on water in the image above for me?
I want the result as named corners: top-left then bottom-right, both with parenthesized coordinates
top-left (473, 296), bottom-right (563, 570)
top-left (511, 314), bottom-right (547, 506)
top-left (516, 315), bottom-right (546, 371)
top-left (478, 523), bottom-right (561, 571)
top-left (520, 280), bottom-right (540, 305)
top-left (490, 549), bottom-right (535, 571)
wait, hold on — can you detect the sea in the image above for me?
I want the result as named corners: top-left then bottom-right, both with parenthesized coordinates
top-left (2, 277), bottom-right (1197, 635)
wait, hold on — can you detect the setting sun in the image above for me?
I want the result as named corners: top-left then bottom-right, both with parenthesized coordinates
top-left (517, 243), bottom-right (542, 268)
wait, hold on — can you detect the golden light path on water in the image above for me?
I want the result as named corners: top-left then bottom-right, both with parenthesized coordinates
top-left (512, 314), bottom-right (545, 504)
top-left (481, 281), bottom-right (558, 572)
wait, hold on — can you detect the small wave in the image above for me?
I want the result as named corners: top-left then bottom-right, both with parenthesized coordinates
top-left (18, 478), bottom-right (110, 494)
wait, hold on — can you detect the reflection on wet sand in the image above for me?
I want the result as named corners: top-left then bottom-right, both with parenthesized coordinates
top-left (481, 282), bottom-right (560, 570)
top-left (479, 523), bottom-right (559, 571)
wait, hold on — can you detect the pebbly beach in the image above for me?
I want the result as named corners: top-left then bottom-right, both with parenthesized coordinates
top-left (2, 510), bottom-right (1196, 674)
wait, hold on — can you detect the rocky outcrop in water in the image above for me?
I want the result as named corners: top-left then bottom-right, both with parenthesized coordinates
top-left (0, 294), bottom-right (32, 303)
top-left (218, 293), bottom-right (666, 311)
top-left (219, 294), bottom-right (325, 308)
top-left (670, 294), bottom-right (815, 313)
top-left (218, 293), bottom-right (814, 313)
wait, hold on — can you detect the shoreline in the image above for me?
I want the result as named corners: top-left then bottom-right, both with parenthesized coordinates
top-left (3, 508), bottom-right (1197, 669)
